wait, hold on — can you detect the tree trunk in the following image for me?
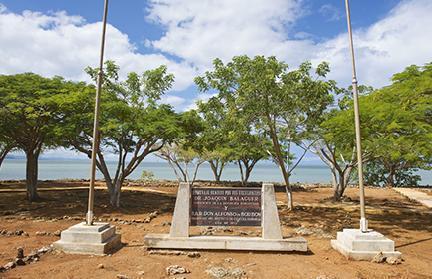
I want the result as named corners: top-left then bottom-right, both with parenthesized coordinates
top-left (209, 160), bottom-right (223, 183)
top-left (285, 174), bottom-right (293, 210)
top-left (333, 180), bottom-right (344, 201)
top-left (109, 179), bottom-right (123, 208)
top-left (0, 146), bottom-right (12, 169)
top-left (385, 167), bottom-right (395, 187)
top-left (333, 167), bottom-right (353, 201)
top-left (238, 160), bottom-right (246, 186)
top-left (264, 113), bottom-right (293, 210)
top-left (25, 150), bottom-right (40, 202)
top-left (244, 167), bottom-right (251, 185)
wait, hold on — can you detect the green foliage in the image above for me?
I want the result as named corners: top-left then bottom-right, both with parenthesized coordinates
top-left (63, 61), bottom-right (181, 206)
top-left (323, 62), bottom-right (432, 187)
top-left (0, 73), bottom-right (91, 200)
top-left (139, 170), bottom-right (156, 182)
top-left (196, 56), bottom-right (335, 201)
top-left (364, 161), bottom-right (421, 187)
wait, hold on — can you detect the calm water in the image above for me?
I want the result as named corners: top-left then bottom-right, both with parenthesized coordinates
top-left (1, 159), bottom-right (431, 185)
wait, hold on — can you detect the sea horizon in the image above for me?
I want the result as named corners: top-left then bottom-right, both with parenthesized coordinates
top-left (1, 158), bottom-right (431, 186)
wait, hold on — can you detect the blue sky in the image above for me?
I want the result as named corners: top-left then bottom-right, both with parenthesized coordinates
top-left (0, 0), bottom-right (431, 162)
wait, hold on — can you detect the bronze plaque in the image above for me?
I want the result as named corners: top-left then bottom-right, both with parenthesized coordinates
top-left (190, 187), bottom-right (261, 226)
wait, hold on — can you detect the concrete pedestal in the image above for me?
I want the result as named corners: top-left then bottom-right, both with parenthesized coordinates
top-left (145, 234), bottom-right (307, 252)
top-left (53, 222), bottom-right (121, 255)
top-left (331, 229), bottom-right (401, 260)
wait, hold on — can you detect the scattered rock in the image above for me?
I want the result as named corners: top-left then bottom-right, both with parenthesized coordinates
top-left (224, 257), bottom-right (235, 263)
top-left (386, 256), bottom-right (402, 265)
top-left (166, 265), bottom-right (190, 275)
top-left (230, 268), bottom-right (246, 278)
top-left (3, 261), bottom-right (16, 270)
top-left (15, 258), bottom-right (25, 266)
top-left (36, 231), bottom-right (48, 236)
top-left (206, 266), bottom-right (246, 279)
top-left (206, 267), bottom-right (229, 278)
top-left (371, 252), bottom-right (386, 263)
top-left (137, 271), bottom-right (145, 276)
top-left (17, 247), bottom-right (24, 259)
top-left (37, 246), bottom-right (52, 255)
top-left (97, 264), bottom-right (104, 269)
top-left (53, 230), bottom-right (61, 237)
top-left (187, 252), bottom-right (201, 258)
top-left (116, 274), bottom-right (129, 279)
top-left (161, 221), bottom-right (171, 226)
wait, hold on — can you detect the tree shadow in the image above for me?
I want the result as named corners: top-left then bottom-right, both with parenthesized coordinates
top-left (0, 187), bottom-right (176, 219)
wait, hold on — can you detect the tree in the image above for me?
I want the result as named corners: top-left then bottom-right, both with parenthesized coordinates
top-left (233, 131), bottom-right (270, 185)
top-left (361, 63), bottom-right (432, 186)
top-left (156, 143), bottom-right (204, 186)
top-left (196, 56), bottom-right (335, 210)
top-left (62, 61), bottom-right (182, 207)
top-left (0, 107), bottom-right (16, 168)
top-left (195, 97), bottom-right (233, 182)
top-left (312, 85), bottom-right (373, 200)
top-left (195, 80), bottom-right (270, 185)
top-left (155, 110), bottom-right (205, 185)
top-left (0, 73), bottom-right (89, 201)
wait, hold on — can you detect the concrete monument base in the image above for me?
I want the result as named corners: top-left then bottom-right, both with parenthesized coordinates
top-left (53, 222), bottom-right (121, 255)
top-left (145, 233), bottom-right (307, 252)
top-left (331, 228), bottom-right (401, 260)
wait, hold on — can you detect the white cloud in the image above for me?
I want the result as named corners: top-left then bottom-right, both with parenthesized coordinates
top-left (145, 0), bottom-right (312, 69)
top-left (159, 94), bottom-right (186, 108)
top-left (313, 0), bottom-right (432, 88)
top-left (145, 0), bottom-right (432, 90)
top-left (0, 7), bottom-right (196, 91)
top-left (319, 4), bottom-right (342, 22)
top-left (1, 0), bottom-right (431, 108)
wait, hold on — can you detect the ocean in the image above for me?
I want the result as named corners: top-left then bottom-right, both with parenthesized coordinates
top-left (1, 159), bottom-right (431, 185)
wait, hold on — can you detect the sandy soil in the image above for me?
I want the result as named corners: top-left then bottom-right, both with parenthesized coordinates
top-left (0, 181), bottom-right (431, 279)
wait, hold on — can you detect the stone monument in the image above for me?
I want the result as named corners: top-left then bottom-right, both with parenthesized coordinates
top-left (144, 182), bottom-right (307, 252)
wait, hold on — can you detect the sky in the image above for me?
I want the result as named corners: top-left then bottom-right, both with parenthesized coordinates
top-left (1, 0), bottom-right (431, 163)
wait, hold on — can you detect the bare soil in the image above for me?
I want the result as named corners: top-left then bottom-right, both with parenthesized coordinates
top-left (0, 181), bottom-right (431, 279)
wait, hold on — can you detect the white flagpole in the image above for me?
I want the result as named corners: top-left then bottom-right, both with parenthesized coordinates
top-left (344, 0), bottom-right (368, 232)
top-left (86, 0), bottom-right (109, 225)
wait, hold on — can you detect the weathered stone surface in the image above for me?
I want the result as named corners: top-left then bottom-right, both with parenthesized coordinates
top-left (169, 182), bottom-right (190, 237)
top-left (331, 229), bottom-right (401, 261)
top-left (145, 234), bottom-right (307, 252)
top-left (262, 183), bottom-right (283, 240)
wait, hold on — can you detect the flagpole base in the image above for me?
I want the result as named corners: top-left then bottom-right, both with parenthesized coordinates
top-left (53, 222), bottom-right (121, 255)
top-left (360, 217), bottom-right (368, 232)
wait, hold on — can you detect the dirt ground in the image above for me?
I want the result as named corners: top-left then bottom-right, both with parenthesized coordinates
top-left (0, 180), bottom-right (431, 279)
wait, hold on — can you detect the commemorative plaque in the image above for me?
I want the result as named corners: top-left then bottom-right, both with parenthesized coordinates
top-left (190, 187), bottom-right (261, 226)
top-left (144, 182), bottom-right (308, 252)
